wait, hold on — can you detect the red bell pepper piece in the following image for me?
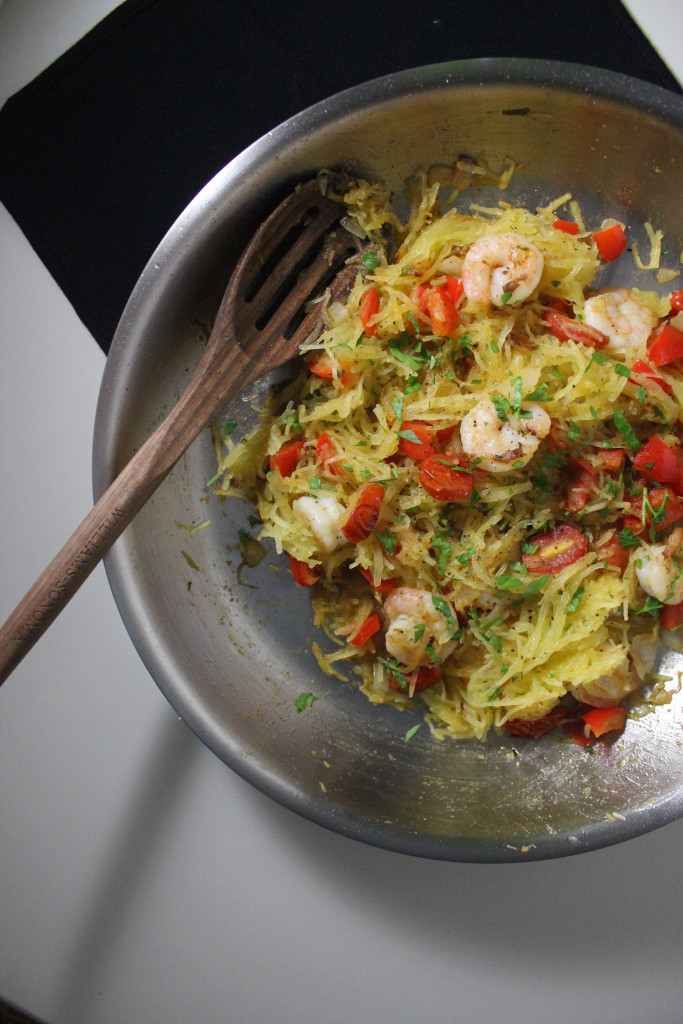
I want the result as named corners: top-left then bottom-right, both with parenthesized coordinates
top-left (669, 290), bottom-right (683, 315)
top-left (270, 439), bottom-right (305, 476)
top-left (315, 432), bottom-right (345, 476)
top-left (287, 554), bottom-right (319, 586)
top-left (349, 612), bottom-right (382, 647)
top-left (445, 276), bottom-right (465, 306)
top-left (357, 566), bottom-right (398, 593)
top-left (594, 533), bottom-right (630, 572)
top-left (359, 286), bottom-right (380, 336)
top-left (564, 458), bottom-right (598, 513)
top-left (426, 286), bottom-right (459, 336)
top-left (389, 663), bottom-right (443, 693)
top-left (593, 447), bottom-right (626, 473)
top-left (593, 224), bottom-right (627, 262)
top-left (629, 358), bottom-right (673, 395)
top-left (342, 483), bottom-right (384, 542)
top-left (622, 487), bottom-right (683, 534)
top-left (632, 436), bottom-right (683, 493)
top-left (552, 218), bottom-right (579, 235)
top-left (582, 705), bottom-right (627, 739)
top-left (308, 357), bottom-right (359, 388)
top-left (647, 321), bottom-right (683, 366)
top-left (397, 420), bottom-right (438, 460)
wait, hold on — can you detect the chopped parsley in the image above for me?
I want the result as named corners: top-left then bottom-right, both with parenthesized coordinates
top-left (432, 594), bottom-right (456, 628)
top-left (617, 526), bottom-right (641, 549)
top-left (380, 657), bottom-right (409, 692)
top-left (613, 409), bottom-right (640, 453)
top-left (295, 691), bottom-right (328, 713)
top-left (432, 537), bottom-right (451, 575)
top-left (492, 396), bottom-right (511, 421)
top-left (377, 529), bottom-right (398, 555)
top-left (525, 382), bottom-right (550, 402)
top-left (566, 586), bottom-right (586, 613)
top-left (404, 723), bottom-right (422, 742)
top-left (220, 418), bottom-right (238, 442)
top-left (397, 428), bottom-right (423, 445)
top-left (636, 596), bottom-right (662, 617)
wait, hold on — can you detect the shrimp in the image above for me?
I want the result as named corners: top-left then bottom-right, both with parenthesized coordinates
top-left (460, 398), bottom-right (551, 474)
top-left (292, 495), bottom-right (346, 553)
top-left (461, 232), bottom-right (544, 306)
top-left (634, 526), bottom-right (683, 605)
top-left (569, 651), bottom-right (639, 708)
top-left (383, 587), bottom-right (459, 671)
top-left (583, 288), bottom-right (657, 359)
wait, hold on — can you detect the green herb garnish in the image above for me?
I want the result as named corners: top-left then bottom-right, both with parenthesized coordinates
top-left (377, 529), bottom-right (398, 556)
top-left (566, 586), bottom-right (585, 613)
top-left (220, 418), bottom-right (238, 442)
top-left (613, 409), bottom-right (640, 452)
top-left (295, 691), bottom-right (328, 713)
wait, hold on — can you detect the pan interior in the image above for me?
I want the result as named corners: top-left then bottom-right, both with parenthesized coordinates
top-left (95, 63), bottom-right (683, 861)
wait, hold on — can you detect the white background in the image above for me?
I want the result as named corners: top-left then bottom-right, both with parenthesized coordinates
top-left (1, 2), bottom-right (682, 1023)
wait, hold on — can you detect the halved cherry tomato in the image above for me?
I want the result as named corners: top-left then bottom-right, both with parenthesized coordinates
top-left (308, 356), bottom-right (359, 388)
top-left (286, 554), bottom-right (319, 586)
top-left (315, 432), bottom-right (345, 477)
top-left (661, 599), bottom-right (683, 630)
top-left (359, 286), bottom-right (380, 336)
top-left (593, 447), bottom-right (626, 473)
top-left (270, 439), bottom-right (305, 476)
top-left (547, 296), bottom-right (573, 315)
top-left (418, 455), bottom-right (473, 502)
top-left (342, 483), bottom-right (384, 542)
top-left (426, 286), bottom-right (459, 336)
top-left (522, 523), bottom-right (588, 575)
top-left (350, 612), bottom-right (382, 647)
top-left (632, 436), bottom-right (683, 493)
top-left (629, 358), bottom-right (673, 395)
top-left (544, 309), bottom-right (609, 349)
top-left (582, 705), bottom-right (627, 738)
top-left (647, 321), bottom-right (683, 366)
top-left (357, 566), bottom-right (398, 593)
top-left (594, 532), bottom-right (630, 572)
top-left (564, 458), bottom-right (598, 513)
top-left (670, 290), bottom-right (683, 315)
top-left (593, 224), bottom-right (627, 262)
top-left (389, 663), bottom-right (443, 693)
top-left (552, 218), bottom-right (579, 235)
top-left (622, 487), bottom-right (683, 535)
top-left (397, 420), bottom-right (438, 460)
top-left (504, 707), bottom-right (567, 738)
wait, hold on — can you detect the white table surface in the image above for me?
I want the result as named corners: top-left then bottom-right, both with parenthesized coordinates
top-left (1, 3), bottom-right (682, 1023)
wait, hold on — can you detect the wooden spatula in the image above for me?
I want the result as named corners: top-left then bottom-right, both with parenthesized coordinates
top-left (0, 179), bottom-right (359, 685)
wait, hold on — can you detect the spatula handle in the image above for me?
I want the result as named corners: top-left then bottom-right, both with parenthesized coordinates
top-left (0, 348), bottom-right (251, 686)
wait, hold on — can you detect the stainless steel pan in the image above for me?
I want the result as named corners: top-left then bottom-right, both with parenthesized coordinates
top-left (93, 60), bottom-right (683, 861)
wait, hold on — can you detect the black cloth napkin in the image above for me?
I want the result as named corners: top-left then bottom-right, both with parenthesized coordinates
top-left (0, 0), bottom-right (680, 354)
